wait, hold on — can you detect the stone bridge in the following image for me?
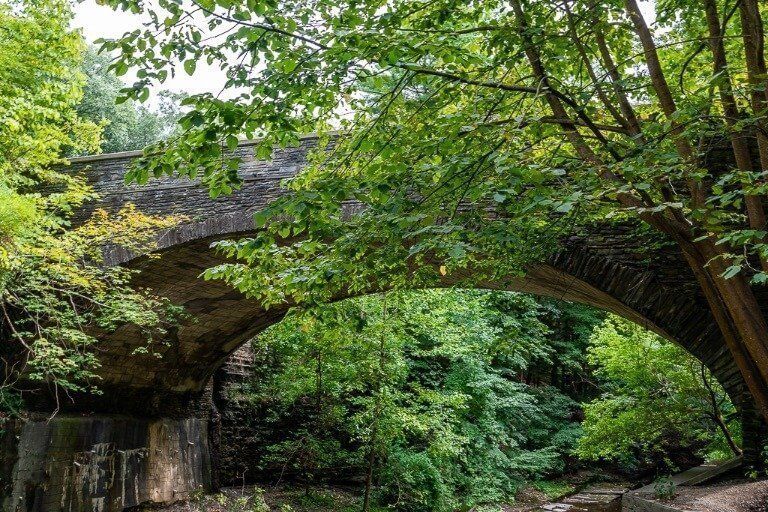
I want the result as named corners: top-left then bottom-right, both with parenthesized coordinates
top-left (2, 135), bottom-right (764, 511)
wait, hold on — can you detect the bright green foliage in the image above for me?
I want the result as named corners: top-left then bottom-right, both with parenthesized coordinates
top-left (0, 0), bottom-right (99, 185)
top-left (0, 0), bottom-right (180, 407)
top-left (76, 47), bottom-right (184, 153)
top-left (241, 290), bottom-right (598, 511)
top-left (577, 316), bottom-right (740, 469)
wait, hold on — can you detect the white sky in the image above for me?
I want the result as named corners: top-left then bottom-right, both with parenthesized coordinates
top-left (72, 0), bottom-right (228, 96)
top-left (72, 0), bottom-right (658, 98)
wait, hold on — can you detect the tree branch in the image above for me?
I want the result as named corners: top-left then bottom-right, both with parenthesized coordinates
top-left (624, 0), bottom-right (705, 208)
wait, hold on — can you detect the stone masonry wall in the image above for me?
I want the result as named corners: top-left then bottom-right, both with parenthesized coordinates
top-left (0, 415), bottom-right (210, 512)
top-left (211, 344), bottom-right (261, 486)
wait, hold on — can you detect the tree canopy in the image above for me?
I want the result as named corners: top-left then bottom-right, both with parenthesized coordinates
top-left (76, 46), bottom-right (184, 154)
top-left (578, 315), bottom-right (740, 469)
top-left (0, 0), bottom-right (179, 410)
top-left (237, 291), bottom-right (597, 511)
top-left (221, 291), bottom-right (737, 510)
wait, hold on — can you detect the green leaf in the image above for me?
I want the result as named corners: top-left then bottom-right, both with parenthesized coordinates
top-left (254, 210), bottom-right (268, 228)
top-left (281, 58), bottom-right (297, 73)
top-left (184, 59), bottom-right (196, 76)
top-left (226, 135), bottom-right (239, 152)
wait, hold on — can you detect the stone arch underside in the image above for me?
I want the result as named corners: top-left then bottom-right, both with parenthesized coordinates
top-left (99, 230), bottom-right (741, 403)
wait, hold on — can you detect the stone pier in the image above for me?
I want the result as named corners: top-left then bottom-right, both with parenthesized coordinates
top-left (0, 415), bottom-right (210, 512)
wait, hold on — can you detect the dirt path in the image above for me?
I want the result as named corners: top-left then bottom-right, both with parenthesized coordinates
top-left (658, 478), bottom-right (768, 512)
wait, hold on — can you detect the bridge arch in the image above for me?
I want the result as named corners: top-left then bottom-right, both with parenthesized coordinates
top-left (64, 138), bottom-right (746, 413)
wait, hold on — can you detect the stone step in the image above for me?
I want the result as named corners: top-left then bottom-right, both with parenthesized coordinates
top-left (534, 484), bottom-right (629, 512)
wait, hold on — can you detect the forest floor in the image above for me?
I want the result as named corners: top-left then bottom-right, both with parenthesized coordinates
top-left (145, 485), bottom-right (384, 512)
top-left (637, 476), bottom-right (768, 512)
top-left (144, 477), bottom-right (768, 512)
top-left (150, 475), bottom-right (768, 512)
top-left (141, 471), bottom-right (621, 511)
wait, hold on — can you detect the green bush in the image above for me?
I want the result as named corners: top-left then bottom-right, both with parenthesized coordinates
top-left (242, 291), bottom-right (599, 511)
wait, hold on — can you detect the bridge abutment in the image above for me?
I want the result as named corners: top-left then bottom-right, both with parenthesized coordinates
top-left (740, 396), bottom-right (768, 470)
top-left (0, 414), bottom-right (211, 512)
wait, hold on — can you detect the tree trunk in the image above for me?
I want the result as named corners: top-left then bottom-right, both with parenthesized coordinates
top-left (701, 363), bottom-right (742, 457)
top-left (316, 350), bottom-right (323, 412)
top-left (623, 0), bottom-right (768, 428)
top-left (714, 412), bottom-right (742, 457)
top-left (681, 240), bottom-right (768, 425)
top-left (514, 0), bottom-right (768, 440)
top-left (362, 422), bottom-right (378, 512)
top-left (364, 297), bottom-right (389, 512)
top-left (703, 0), bottom-right (768, 273)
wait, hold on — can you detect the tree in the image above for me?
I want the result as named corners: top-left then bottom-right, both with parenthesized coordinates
top-left (240, 290), bottom-right (592, 511)
top-left (0, 0), bottom-right (178, 411)
top-left (577, 316), bottom-right (741, 471)
top-left (101, 0), bottom-right (768, 425)
top-left (76, 46), bottom-right (183, 154)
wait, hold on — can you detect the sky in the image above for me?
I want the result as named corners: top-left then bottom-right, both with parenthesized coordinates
top-left (72, 0), bottom-right (658, 98)
top-left (72, 0), bottom-right (227, 95)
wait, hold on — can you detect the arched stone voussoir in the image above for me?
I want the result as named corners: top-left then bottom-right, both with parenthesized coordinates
top-left (93, 229), bottom-right (739, 412)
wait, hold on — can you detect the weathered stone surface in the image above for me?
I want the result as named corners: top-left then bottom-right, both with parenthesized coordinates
top-left (211, 345), bottom-right (260, 485)
top-left (0, 415), bottom-right (210, 512)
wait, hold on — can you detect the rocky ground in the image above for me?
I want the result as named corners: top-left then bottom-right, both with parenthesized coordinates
top-left (645, 477), bottom-right (768, 512)
top-left (139, 473), bottom-right (768, 512)
top-left (628, 473), bottom-right (768, 512)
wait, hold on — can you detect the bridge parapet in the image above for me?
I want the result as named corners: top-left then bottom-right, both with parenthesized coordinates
top-left (70, 136), bottom-right (321, 223)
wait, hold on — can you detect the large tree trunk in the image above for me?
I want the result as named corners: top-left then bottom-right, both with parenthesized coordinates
top-left (622, 0), bottom-right (768, 428)
top-left (681, 240), bottom-right (768, 425)
top-left (675, 241), bottom-right (768, 466)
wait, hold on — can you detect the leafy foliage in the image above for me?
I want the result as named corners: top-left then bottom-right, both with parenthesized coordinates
top-left (0, 0), bottom-right (180, 409)
top-left (97, 0), bottom-right (768, 287)
top-left (577, 316), bottom-right (741, 470)
top-left (238, 290), bottom-right (598, 511)
top-left (76, 46), bottom-right (184, 154)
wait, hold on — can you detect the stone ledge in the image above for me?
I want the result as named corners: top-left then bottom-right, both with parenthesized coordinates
top-left (622, 457), bottom-right (744, 512)
top-left (623, 493), bottom-right (683, 512)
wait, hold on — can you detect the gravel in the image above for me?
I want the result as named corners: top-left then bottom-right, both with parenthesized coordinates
top-left (657, 478), bottom-right (768, 512)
